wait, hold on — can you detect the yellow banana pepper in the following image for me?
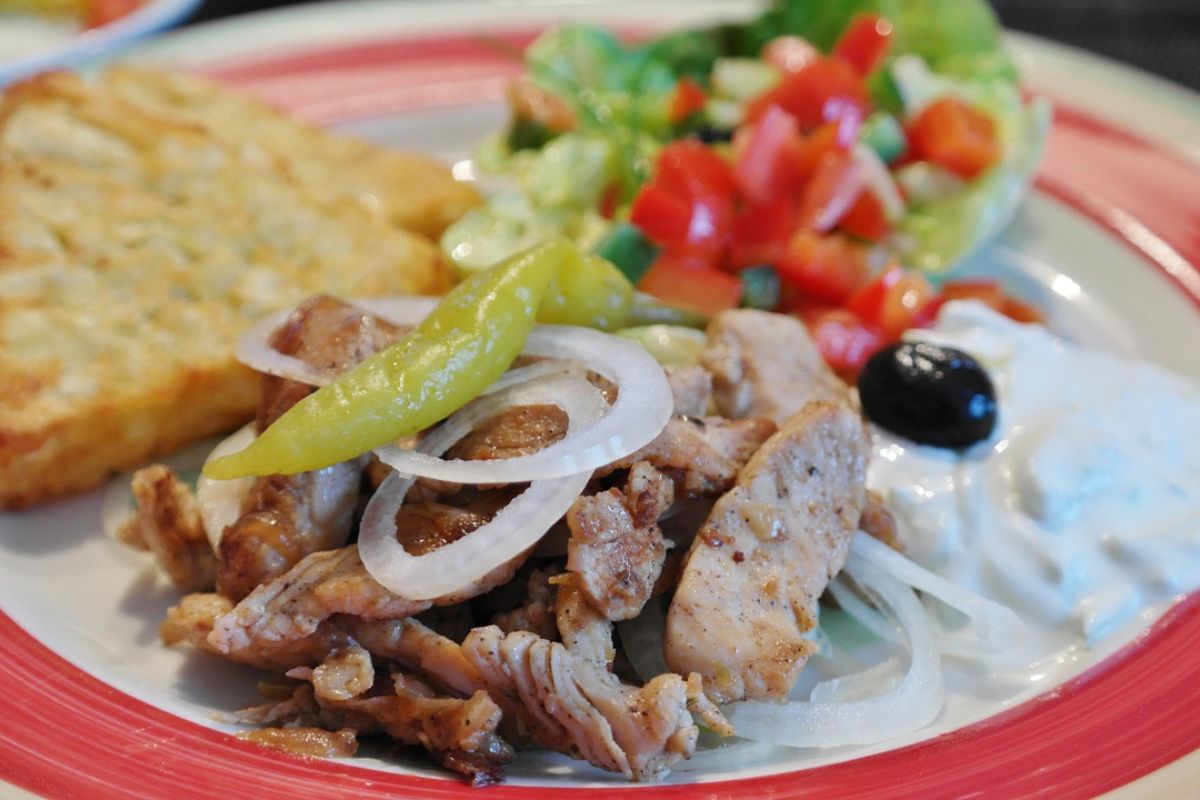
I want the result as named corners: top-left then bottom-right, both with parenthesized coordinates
top-left (204, 239), bottom-right (631, 479)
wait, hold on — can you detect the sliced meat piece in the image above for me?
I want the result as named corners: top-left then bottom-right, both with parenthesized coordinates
top-left (219, 296), bottom-right (406, 600)
top-left (666, 364), bottom-right (713, 417)
top-left (444, 404), bottom-right (568, 461)
top-left (492, 567), bottom-right (559, 641)
top-left (566, 462), bottom-right (673, 621)
top-left (239, 726), bottom-right (359, 758)
top-left (161, 592), bottom-right (348, 672)
top-left (601, 416), bottom-right (776, 499)
top-left (665, 401), bottom-right (869, 703)
top-left (209, 546), bottom-right (430, 656)
top-left (217, 461), bottom-right (365, 600)
top-left (461, 626), bottom-right (704, 782)
top-left (393, 487), bottom-right (520, 560)
top-left (702, 309), bottom-right (849, 423)
top-left (119, 465), bottom-right (216, 591)
top-left (255, 294), bottom-right (406, 430)
top-left (345, 617), bottom-right (486, 699)
top-left (554, 575), bottom-right (613, 667)
top-left (279, 646), bottom-right (512, 786)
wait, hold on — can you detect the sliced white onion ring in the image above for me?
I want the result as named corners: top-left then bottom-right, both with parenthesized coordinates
top-left (358, 373), bottom-right (604, 601)
top-left (233, 295), bottom-right (439, 386)
top-left (850, 532), bottom-right (1025, 656)
top-left (724, 553), bottom-right (944, 748)
top-left (375, 325), bottom-right (673, 483)
top-left (196, 424), bottom-right (257, 550)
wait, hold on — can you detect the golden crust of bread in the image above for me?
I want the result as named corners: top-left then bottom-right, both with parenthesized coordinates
top-left (0, 68), bottom-right (478, 508)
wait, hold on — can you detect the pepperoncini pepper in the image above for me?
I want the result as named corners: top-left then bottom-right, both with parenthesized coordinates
top-left (204, 239), bottom-right (632, 479)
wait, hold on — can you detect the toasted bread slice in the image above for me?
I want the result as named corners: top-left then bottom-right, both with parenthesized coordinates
top-left (0, 68), bottom-right (477, 508)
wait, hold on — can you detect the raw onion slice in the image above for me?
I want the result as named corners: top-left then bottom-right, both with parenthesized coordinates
top-left (375, 325), bottom-right (673, 483)
top-left (850, 532), bottom-right (1025, 656)
top-left (358, 373), bottom-right (603, 601)
top-left (724, 553), bottom-right (944, 748)
top-left (196, 424), bottom-right (257, 550)
top-left (233, 295), bottom-right (439, 386)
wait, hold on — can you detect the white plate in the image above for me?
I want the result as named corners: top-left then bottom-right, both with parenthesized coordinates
top-left (2, 2), bottom-right (1200, 798)
top-left (0, 0), bottom-right (201, 85)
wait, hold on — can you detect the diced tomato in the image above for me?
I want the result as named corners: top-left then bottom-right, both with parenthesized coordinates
top-left (792, 123), bottom-right (845, 181)
top-left (745, 56), bottom-right (868, 131)
top-left (845, 265), bottom-right (902, 321)
top-left (1001, 296), bottom-right (1045, 324)
top-left (84, 0), bottom-right (143, 28)
top-left (638, 255), bottom-right (743, 316)
top-left (805, 309), bottom-right (886, 377)
top-left (734, 105), bottom-right (802, 206)
top-left (655, 140), bottom-right (737, 201)
top-left (597, 183), bottom-right (621, 220)
top-left (939, 279), bottom-right (1006, 311)
top-left (730, 195), bottom-right (796, 269)
top-left (796, 151), bottom-right (865, 233)
top-left (838, 190), bottom-right (891, 241)
top-left (629, 183), bottom-right (693, 245)
top-left (776, 230), bottom-right (872, 304)
top-left (670, 78), bottom-right (708, 124)
top-left (907, 97), bottom-right (1001, 180)
top-left (877, 271), bottom-right (938, 337)
top-left (833, 14), bottom-right (894, 76)
top-left (763, 36), bottom-right (820, 74)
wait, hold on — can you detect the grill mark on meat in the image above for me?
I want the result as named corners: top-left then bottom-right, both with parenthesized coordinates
top-left (461, 625), bottom-right (705, 782)
top-left (702, 309), bottom-right (849, 423)
top-left (444, 404), bottom-right (568, 462)
top-left (665, 401), bottom-right (869, 703)
top-left (218, 296), bottom-right (406, 600)
top-left (119, 464), bottom-right (216, 591)
top-left (566, 462), bottom-right (673, 621)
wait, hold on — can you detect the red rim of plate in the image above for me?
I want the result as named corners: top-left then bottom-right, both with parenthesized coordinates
top-left (4, 28), bottom-right (1200, 800)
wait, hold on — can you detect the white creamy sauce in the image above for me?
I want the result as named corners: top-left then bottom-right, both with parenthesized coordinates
top-left (869, 300), bottom-right (1200, 660)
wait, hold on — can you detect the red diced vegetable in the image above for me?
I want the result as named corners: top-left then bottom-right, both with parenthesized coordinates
top-left (940, 279), bottom-right (1007, 311)
top-left (745, 57), bottom-right (868, 131)
top-left (805, 309), bottom-right (886, 376)
top-left (734, 105), bottom-right (802, 206)
top-left (670, 78), bottom-right (708, 123)
top-left (776, 230), bottom-right (872, 304)
top-left (731, 195), bottom-right (796, 269)
top-left (656, 140), bottom-right (737, 201)
top-left (877, 271), bottom-right (938, 337)
top-left (629, 183), bottom-right (693, 245)
top-left (638, 255), bottom-right (743, 316)
top-left (85, 0), bottom-right (144, 28)
top-left (838, 190), bottom-right (891, 241)
top-left (833, 14), bottom-right (894, 76)
top-left (1001, 296), bottom-right (1045, 324)
top-left (796, 151), bottom-right (865, 233)
top-left (907, 97), bottom-right (1001, 179)
top-left (845, 265), bottom-right (903, 322)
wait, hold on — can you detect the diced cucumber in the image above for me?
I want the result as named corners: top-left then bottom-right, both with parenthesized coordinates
top-left (593, 222), bottom-right (660, 284)
top-left (739, 265), bottom-right (781, 310)
top-left (704, 97), bottom-right (744, 130)
top-left (859, 112), bottom-right (908, 164)
top-left (712, 57), bottom-right (781, 102)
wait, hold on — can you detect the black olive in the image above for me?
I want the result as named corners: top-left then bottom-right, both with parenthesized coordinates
top-left (857, 341), bottom-right (997, 449)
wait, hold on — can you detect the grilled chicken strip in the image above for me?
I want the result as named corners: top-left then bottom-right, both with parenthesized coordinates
top-left (462, 625), bottom-right (711, 782)
top-left (666, 401), bottom-right (869, 703)
top-left (217, 295), bottom-right (405, 600)
top-left (118, 465), bottom-right (216, 591)
top-left (209, 546), bottom-right (429, 656)
top-left (161, 592), bottom-right (350, 671)
top-left (666, 364), bottom-right (713, 416)
top-left (599, 415), bottom-right (777, 499)
top-left (702, 309), bottom-right (849, 422)
top-left (554, 575), bottom-right (614, 667)
top-left (566, 461), bottom-right (673, 620)
top-left (292, 645), bottom-right (513, 786)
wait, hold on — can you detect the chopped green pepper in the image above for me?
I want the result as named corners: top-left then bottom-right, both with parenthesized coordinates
top-left (859, 111), bottom-right (907, 164)
top-left (204, 239), bottom-right (632, 480)
top-left (738, 265), bottom-right (781, 310)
